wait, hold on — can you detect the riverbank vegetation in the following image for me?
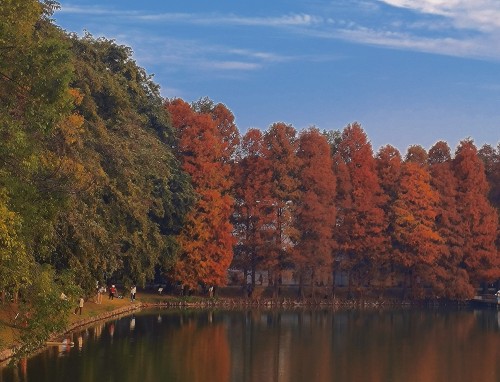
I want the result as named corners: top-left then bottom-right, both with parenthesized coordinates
top-left (1, 0), bottom-right (499, 353)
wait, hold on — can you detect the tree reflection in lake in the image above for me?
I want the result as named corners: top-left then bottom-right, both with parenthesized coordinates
top-left (1, 308), bottom-right (499, 382)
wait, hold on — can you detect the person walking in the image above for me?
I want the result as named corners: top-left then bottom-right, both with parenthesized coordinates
top-left (75, 297), bottom-right (84, 315)
top-left (97, 286), bottom-right (103, 304)
top-left (130, 285), bottom-right (136, 302)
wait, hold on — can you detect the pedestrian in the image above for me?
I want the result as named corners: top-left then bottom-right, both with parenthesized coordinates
top-left (75, 297), bottom-right (84, 315)
top-left (130, 285), bottom-right (136, 302)
top-left (109, 285), bottom-right (116, 300)
top-left (96, 286), bottom-right (103, 304)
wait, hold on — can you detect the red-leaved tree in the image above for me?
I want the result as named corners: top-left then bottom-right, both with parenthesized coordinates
top-left (391, 160), bottom-right (444, 298)
top-left (165, 99), bottom-right (235, 291)
top-left (262, 122), bottom-right (300, 296)
top-left (232, 128), bottom-right (273, 286)
top-left (294, 128), bottom-right (337, 298)
top-left (334, 123), bottom-right (388, 292)
top-left (452, 139), bottom-right (499, 288)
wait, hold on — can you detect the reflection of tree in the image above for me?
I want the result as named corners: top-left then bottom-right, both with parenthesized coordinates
top-left (15, 310), bottom-right (500, 382)
top-left (169, 320), bottom-right (230, 382)
top-left (226, 309), bottom-right (500, 382)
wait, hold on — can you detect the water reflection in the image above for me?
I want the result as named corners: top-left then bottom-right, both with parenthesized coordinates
top-left (77, 335), bottom-right (83, 351)
top-left (129, 316), bottom-right (135, 331)
top-left (1, 308), bottom-right (499, 382)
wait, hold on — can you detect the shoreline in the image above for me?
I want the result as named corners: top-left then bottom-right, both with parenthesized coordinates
top-left (0, 294), bottom-right (489, 365)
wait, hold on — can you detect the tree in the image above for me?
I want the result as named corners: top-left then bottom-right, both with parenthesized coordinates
top-left (405, 145), bottom-right (428, 166)
top-left (452, 139), bottom-right (499, 287)
top-left (478, 144), bottom-right (500, 236)
top-left (391, 161), bottom-right (444, 298)
top-left (376, 145), bottom-right (402, 287)
top-left (50, 35), bottom-right (193, 290)
top-left (232, 129), bottom-right (273, 286)
top-left (262, 123), bottom-right (300, 295)
top-left (334, 123), bottom-right (388, 292)
top-left (0, 190), bottom-right (31, 303)
top-left (166, 99), bottom-right (235, 290)
top-left (294, 128), bottom-right (337, 298)
top-left (0, 0), bottom-right (75, 260)
top-left (192, 98), bottom-right (240, 164)
top-left (428, 141), bottom-right (473, 299)
top-left (0, 0), bottom-right (90, 355)
top-left (376, 145), bottom-right (402, 200)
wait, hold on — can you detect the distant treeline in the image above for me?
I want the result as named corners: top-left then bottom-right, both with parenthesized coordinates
top-left (0, 2), bottom-right (499, 350)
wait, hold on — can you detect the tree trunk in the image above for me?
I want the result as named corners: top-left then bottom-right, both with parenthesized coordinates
top-left (298, 272), bottom-right (304, 300)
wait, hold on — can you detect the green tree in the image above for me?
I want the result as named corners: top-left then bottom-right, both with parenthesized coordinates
top-left (0, 0), bottom-right (74, 260)
top-left (52, 35), bottom-right (193, 289)
top-left (0, 1), bottom-right (86, 354)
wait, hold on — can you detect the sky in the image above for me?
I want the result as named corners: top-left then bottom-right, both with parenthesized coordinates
top-left (53, 0), bottom-right (500, 153)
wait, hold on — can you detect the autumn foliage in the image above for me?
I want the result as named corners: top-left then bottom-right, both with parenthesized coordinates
top-left (166, 99), bottom-right (235, 289)
top-left (0, 2), bottom-right (498, 312)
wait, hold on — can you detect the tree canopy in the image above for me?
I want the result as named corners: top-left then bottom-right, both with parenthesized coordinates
top-left (0, 0), bottom-right (499, 353)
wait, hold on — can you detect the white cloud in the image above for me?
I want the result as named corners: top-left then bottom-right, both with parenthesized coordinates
top-left (57, 5), bottom-right (138, 16)
top-left (59, 5), bottom-right (322, 28)
top-left (137, 12), bottom-right (322, 27)
top-left (378, 0), bottom-right (500, 31)
top-left (337, 26), bottom-right (493, 58)
top-left (126, 37), bottom-right (286, 74)
top-left (56, 1), bottom-right (500, 63)
top-left (204, 61), bottom-right (262, 70)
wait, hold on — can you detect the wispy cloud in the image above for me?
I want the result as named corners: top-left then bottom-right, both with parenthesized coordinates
top-left (378, 1), bottom-right (500, 31)
top-left (204, 61), bottom-right (262, 71)
top-left (336, 26), bottom-right (493, 58)
top-left (126, 36), bottom-right (290, 74)
top-left (364, 0), bottom-right (500, 58)
top-left (59, 5), bottom-right (321, 27)
top-left (57, 5), bottom-right (139, 16)
top-left (292, 0), bottom-right (500, 60)
top-left (57, 1), bottom-right (500, 63)
top-left (134, 12), bottom-right (322, 27)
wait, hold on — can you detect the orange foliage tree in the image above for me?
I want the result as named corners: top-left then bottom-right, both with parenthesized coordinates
top-left (294, 128), bottom-right (337, 297)
top-left (232, 128), bottom-right (273, 285)
top-left (165, 99), bottom-right (235, 290)
top-left (262, 123), bottom-right (300, 293)
top-left (334, 123), bottom-right (388, 290)
top-left (478, 144), bottom-right (500, 242)
top-left (452, 139), bottom-right (499, 287)
top-left (391, 159), bottom-right (444, 298)
top-left (428, 141), bottom-right (474, 299)
top-left (376, 145), bottom-right (403, 286)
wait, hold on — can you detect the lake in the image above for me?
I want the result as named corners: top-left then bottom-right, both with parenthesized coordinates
top-left (2, 307), bottom-right (500, 382)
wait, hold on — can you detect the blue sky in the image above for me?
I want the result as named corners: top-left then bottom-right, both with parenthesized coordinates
top-left (54, 0), bottom-right (500, 153)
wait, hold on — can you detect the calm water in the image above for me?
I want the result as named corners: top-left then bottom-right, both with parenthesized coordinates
top-left (2, 307), bottom-right (500, 382)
